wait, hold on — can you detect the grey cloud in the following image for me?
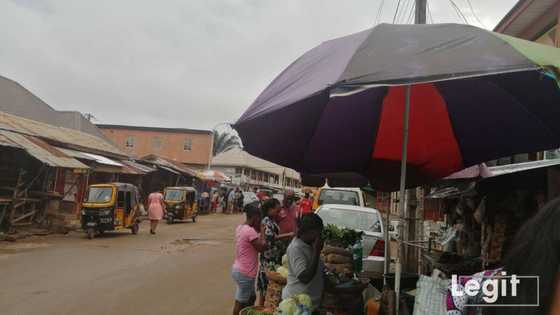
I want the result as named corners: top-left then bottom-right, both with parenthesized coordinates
top-left (0, 0), bottom-right (517, 130)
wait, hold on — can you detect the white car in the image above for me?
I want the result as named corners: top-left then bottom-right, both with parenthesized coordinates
top-left (316, 187), bottom-right (366, 208)
top-left (316, 204), bottom-right (385, 274)
top-left (242, 191), bottom-right (259, 207)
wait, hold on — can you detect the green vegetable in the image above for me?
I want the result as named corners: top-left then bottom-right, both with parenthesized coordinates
top-left (321, 224), bottom-right (363, 248)
top-left (277, 266), bottom-right (289, 278)
top-left (278, 298), bottom-right (297, 315)
top-left (296, 294), bottom-right (312, 308)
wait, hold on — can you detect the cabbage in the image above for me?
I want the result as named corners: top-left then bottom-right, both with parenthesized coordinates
top-left (276, 266), bottom-right (289, 278)
top-left (296, 294), bottom-right (312, 308)
top-left (278, 298), bottom-right (297, 315)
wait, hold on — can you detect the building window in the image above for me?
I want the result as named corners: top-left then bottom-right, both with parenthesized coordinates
top-left (152, 137), bottom-right (162, 150)
top-left (125, 136), bottom-right (135, 149)
top-left (184, 138), bottom-right (192, 151)
top-left (235, 167), bottom-right (242, 175)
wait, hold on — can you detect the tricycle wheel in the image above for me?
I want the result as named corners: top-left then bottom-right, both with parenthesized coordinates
top-left (167, 217), bottom-right (173, 224)
top-left (131, 223), bottom-right (139, 235)
top-left (86, 228), bottom-right (95, 240)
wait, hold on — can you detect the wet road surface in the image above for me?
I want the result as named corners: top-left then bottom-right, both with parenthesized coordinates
top-left (0, 213), bottom-right (243, 315)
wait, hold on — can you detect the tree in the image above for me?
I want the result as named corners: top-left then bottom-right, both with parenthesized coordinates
top-left (212, 127), bottom-right (242, 156)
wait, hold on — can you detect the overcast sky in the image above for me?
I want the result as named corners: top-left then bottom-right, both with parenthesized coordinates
top-left (0, 0), bottom-right (517, 130)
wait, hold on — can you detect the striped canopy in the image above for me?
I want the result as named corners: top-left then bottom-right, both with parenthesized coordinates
top-left (234, 23), bottom-right (560, 191)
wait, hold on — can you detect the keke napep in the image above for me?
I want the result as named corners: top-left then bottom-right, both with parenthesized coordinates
top-left (164, 186), bottom-right (198, 224)
top-left (81, 183), bottom-right (141, 239)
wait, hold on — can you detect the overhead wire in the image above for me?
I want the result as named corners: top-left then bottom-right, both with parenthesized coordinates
top-left (406, 1), bottom-right (416, 24)
top-left (427, 0), bottom-right (435, 23)
top-left (375, 0), bottom-right (385, 24)
top-left (392, 0), bottom-right (403, 23)
top-left (464, 0), bottom-right (487, 28)
top-left (398, 0), bottom-right (413, 23)
top-left (448, 0), bottom-right (469, 24)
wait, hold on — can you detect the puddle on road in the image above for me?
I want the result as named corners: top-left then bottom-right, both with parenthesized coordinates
top-left (164, 238), bottom-right (226, 254)
top-left (171, 238), bottom-right (222, 246)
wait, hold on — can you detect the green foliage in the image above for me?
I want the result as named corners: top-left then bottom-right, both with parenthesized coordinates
top-left (212, 127), bottom-right (242, 156)
top-left (322, 224), bottom-right (363, 248)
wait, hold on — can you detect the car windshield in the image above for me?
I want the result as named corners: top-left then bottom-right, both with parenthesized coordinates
top-left (165, 190), bottom-right (184, 201)
top-left (84, 187), bottom-right (113, 203)
top-left (317, 207), bottom-right (382, 233)
top-left (319, 189), bottom-right (360, 206)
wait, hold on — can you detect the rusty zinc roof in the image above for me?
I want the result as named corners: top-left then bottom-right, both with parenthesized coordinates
top-left (0, 129), bottom-right (88, 169)
top-left (0, 111), bottom-right (125, 158)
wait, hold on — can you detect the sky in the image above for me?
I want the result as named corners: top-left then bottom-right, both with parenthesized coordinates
top-left (0, 0), bottom-right (518, 130)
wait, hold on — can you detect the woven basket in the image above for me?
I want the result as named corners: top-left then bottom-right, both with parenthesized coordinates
top-left (240, 306), bottom-right (274, 315)
top-left (264, 271), bottom-right (287, 311)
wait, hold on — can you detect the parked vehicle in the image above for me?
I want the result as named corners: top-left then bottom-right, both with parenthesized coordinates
top-left (164, 186), bottom-right (198, 224)
top-left (313, 187), bottom-right (366, 210)
top-left (315, 204), bottom-right (385, 273)
top-left (81, 183), bottom-right (141, 239)
top-left (242, 191), bottom-right (259, 207)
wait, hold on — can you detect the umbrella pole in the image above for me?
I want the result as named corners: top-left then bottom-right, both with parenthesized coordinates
top-left (396, 84), bottom-right (412, 315)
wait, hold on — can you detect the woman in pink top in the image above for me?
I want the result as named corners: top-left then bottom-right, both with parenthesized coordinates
top-left (147, 191), bottom-right (165, 235)
top-left (232, 202), bottom-right (267, 315)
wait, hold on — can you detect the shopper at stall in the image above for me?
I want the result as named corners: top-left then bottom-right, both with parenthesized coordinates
top-left (282, 213), bottom-right (325, 312)
top-left (298, 192), bottom-right (313, 216)
top-left (257, 198), bottom-right (291, 305)
top-left (278, 192), bottom-right (298, 235)
top-left (232, 202), bottom-right (267, 315)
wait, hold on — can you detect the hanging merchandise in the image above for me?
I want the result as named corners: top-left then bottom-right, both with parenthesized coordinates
top-left (412, 274), bottom-right (449, 315)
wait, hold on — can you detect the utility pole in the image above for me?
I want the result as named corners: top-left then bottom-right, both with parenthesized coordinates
top-left (415, 0), bottom-right (427, 24)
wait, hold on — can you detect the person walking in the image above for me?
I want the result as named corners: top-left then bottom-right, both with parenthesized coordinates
top-left (212, 190), bottom-right (220, 213)
top-left (236, 189), bottom-right (244, 213)
top-left (227, 189), bottom-right (236, 214)
top-left (278, 192), bottom-right (298, 235)
top-left (231, 203), bottom-right (267, 315)
top-left (147, 190), bottom-right (165, 234)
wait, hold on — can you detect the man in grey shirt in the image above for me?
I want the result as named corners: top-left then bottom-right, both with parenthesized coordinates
top-left (282, 213), bottom-right (325, 312)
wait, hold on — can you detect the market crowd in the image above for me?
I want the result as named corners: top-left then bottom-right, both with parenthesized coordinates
top-left (231, 191), bottom-right (319, 315)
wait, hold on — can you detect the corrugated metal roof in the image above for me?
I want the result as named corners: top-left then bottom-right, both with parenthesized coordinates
top-left (142, 155), bottom-right (198, 177)
top-left (487, 159), bottom-right (560, 177)
top-left (121, 160), bottom-right (157, 174)
top-left (0, 130), bottom-right (88, 169)
top-left (0, 111), bottom-right (125, 157)
top-left (211, 147), bottom-right (300, 179)
top-left (0, 132), bottom-right (22, 149)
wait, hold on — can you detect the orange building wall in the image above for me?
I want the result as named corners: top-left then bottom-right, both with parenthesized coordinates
top-left (100, 128), bottom-right (212, 166)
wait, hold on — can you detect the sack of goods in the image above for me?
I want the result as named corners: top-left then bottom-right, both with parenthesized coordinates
top-left (321, 224), bottom-right (363, 277)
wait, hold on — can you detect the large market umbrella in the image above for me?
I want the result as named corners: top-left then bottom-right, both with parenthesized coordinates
top-left (234, 23), bottom-right (560, 192)
top-left (234, 23), bottom-right (560, 305)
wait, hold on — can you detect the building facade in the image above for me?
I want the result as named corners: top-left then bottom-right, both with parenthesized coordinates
top-left (211, 148), bottom-right (301, 191)
top-left (97, 125), bottom-right (213, 168)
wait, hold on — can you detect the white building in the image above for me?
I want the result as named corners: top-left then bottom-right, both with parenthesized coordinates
top-left (211, 148), bottom-right (301, 191)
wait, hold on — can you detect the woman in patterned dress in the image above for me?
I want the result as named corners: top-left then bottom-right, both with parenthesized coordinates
top-left (257, 198), bottom-right (294, 305)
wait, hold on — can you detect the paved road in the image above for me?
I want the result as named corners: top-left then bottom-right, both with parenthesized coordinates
top-left (0, 214), bottom-right (243, 315)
